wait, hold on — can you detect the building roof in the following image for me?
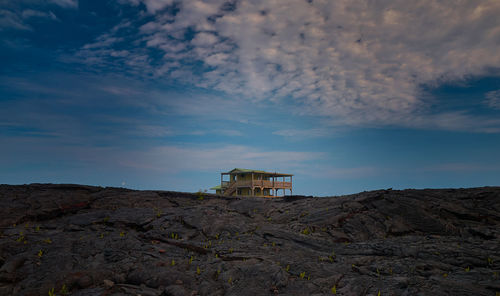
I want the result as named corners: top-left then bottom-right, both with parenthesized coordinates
top-left (222, 168), bottom-right (293, 176)
top-left (210, 185), bottom-right (222, 190)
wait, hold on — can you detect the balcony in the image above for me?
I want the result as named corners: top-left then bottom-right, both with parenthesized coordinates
top-left (222, 180), bottom-right (292, 189)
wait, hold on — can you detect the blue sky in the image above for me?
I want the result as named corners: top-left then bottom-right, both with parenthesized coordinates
top-left (1, 0), bottom-right (500, 196)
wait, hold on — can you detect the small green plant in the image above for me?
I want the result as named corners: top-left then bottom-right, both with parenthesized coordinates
top-left (215, 233), bottom-right (220, 240)
top-left (285, 265), bottom-right (290, 272)
top-left (377, 291), bottom-right (381, 296)
top-left (119, 231), bottom-right (125, 237)
top-left (197, 191), bottom-right (204, 200)
top-left (376, 268), bottom-right (380, 277)
top-left (48, 288), bottom-right (55, 296)
top-left (43, 238), bottom-right (52, 244)
top-left (37, 249), bottom-right (43, 258)
top-left (16, 235), bottom-right (25, 243)
top-left (229, 247), bottom-right (233, 253)
top-left (465, 266), bottom-right (470, 272)
top-left (99, 233), bottom-right (104, 239)
top-left (331, 285), bottom-right (336, 294)
top-left (299, 271), bottom-right (306, 279)
top-left (60, 284), bottom-right (69, 296)
top-left (272, 242), bottom-right (276, 247)
top-left (228, 276), bottom-right (232, 284)
top-left (171, 259), bottom-right (175, 266)
top-left (189, 256), bottom-right (194, 264)
top-left (155, 208), bottom-right (162, 218)
top-left (103, 216), bottom-right (109, 223)
top-left (488, 257), bottom-right (494, 265)
top-left (443, 273), bottom-right (448, 278)
top-left (35, 226), bottom-right (40, 232)
top-left (196, 266), bottom-right (201, 275)
top-left (301, 228), bottom-right (311, 235)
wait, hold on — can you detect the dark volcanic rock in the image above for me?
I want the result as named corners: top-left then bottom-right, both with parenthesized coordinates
top-left (0, 184), bottom-right (499, 295)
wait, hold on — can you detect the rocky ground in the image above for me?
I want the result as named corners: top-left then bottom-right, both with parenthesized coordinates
top-left (0, 184), bottom-right (499, 296)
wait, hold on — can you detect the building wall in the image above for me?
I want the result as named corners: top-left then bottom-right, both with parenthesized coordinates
top-left (237, 188), bottom-right (252, 196)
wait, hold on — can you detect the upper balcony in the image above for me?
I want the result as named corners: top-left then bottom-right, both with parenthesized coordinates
top-left (222, 180), bottom-right (292, 189)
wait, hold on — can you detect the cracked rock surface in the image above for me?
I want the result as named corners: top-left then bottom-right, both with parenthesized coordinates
top-left (0, 184), bottom-right (499, 295)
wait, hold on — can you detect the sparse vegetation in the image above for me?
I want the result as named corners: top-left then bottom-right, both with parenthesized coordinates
top-left (60, 284), bottom-right (69, 295)
top-left (301, 227), bottom-right (311, 235)
top-left (48, 288), bottom-right (55, 296)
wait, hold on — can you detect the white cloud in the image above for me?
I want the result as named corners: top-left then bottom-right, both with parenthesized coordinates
top-left (191, 32), bottom-right (218, 47)
top-left (48, 0), bottom-right (78, 9)
top-left (485, 90), bottom-right (500, 110)
top-left (80, 0), bottom-right (500, 131)
top-left (0, 9), bottom-right (31, 31)
top-left (22, 9), bottom-right (58, 21)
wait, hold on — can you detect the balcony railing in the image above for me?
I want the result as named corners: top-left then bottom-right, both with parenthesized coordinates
top-left (222, 180), bottom-right (292, 189)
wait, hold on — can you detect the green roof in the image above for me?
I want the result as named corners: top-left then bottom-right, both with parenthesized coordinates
top-left (210, 185), bottom-right (222, 190)
top-left (230, 168), bottom-right (267, 173)
top-left (223, 168), bottom-right (293, 176)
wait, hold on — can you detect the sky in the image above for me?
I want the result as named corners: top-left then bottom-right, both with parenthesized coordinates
top-left (1, 0), bottom-right (500, 196)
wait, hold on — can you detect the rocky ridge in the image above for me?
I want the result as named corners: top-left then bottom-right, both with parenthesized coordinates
top-left (0, 184), bottom-right (499, 295)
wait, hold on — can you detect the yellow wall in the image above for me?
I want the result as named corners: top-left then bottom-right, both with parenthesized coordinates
top-left (234, 173), bottom-right (272, 181)
top-left (236, 174), bottom-right (252, 181)
top-left (237, 188), bottom-right (251, 196)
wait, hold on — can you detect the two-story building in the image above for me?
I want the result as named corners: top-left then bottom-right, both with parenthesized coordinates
top-left (210, 168), bottom-right (293, 197)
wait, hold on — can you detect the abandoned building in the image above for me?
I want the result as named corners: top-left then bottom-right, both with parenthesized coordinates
top-left (210, 168), bottom-right (293, 197)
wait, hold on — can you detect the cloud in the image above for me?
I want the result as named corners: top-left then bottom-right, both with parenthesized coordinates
top-left (485, 90), bottom-right (500, 110)
top-left (48, 0), bottom-right (78, 9)
top-left (77, 0), bottom-right (500, 131)
top-left (22, 9), bottom-right (58, 21)
top-left (0, 9), bottom-right (32, 31)
top-left (116, 144), bottom-right (324, 173)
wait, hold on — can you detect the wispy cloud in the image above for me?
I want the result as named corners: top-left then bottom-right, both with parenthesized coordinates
top-left (75, 0), bottom-right (500, 132)
top-left (0, 9), bottom-right (32, 31)
top-left (485, 90), bottom-right (500, 110)
top-left (48, 0), bottom-right (78, 9)
top-left (22, 9), bottom-right (58, 21)
top-left (116, 144), bottom-right (324, 173)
